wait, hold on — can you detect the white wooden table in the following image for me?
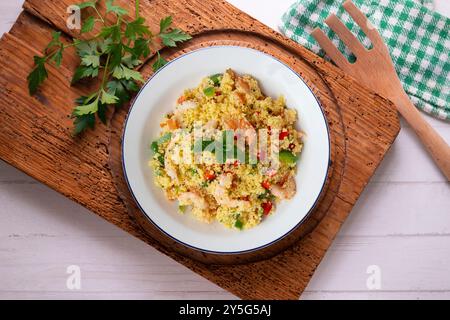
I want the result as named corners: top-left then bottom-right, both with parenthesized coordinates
top-left (1, 0), bottom-right (449, 300)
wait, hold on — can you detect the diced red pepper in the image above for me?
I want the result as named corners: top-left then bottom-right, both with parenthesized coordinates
top-left (279, 130), bottom-right (289, 140)
top-left (204, 171), bottom-right (216, 181)
top-left (261, 180), bottom-right (271, 190)
top-left (262, 202), bottom-right (273, 215)
top-left (289, 143), bottom-right (296, 150)
top-left (215, 90), bottom-right (222, 96)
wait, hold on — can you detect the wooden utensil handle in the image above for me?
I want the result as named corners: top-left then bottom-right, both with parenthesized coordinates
top-left (393, 90), bottom-right (450, 181)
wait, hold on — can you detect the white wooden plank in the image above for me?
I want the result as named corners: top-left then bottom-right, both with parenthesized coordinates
top-left (339, 182), bottom-right (450, 236)
top-left (0, 291), bottom-right (235, 300)
top-left (0, 236), bottom-right (232, 299)
top-left (227, 0), bottom-right (293, 31)
top-left (0, 182), bottom-right (124, 237)
top-left (0, 160), bottom-right (37, 183)
top-left (301, 291), bottom-right (450, 300)
top-left (305, 236), bottom-right (450, 292)
top-left (372, 126), bottom-right (450, 182)
top-left (1, 235), bottom-right (449, 299)
top-left (0, 0), bottom-right (22, 35)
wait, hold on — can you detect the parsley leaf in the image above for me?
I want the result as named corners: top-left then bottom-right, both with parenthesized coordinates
top-left (73, 113), bottom-right (96, 136)
top-left (27, 56), bottom-right (48, 95)
top-left (81, 54), bottom-right (100, 68)
top-left (51, 48), bottom-right (64, 67)
top-left (46, 31), bottom-right (62, 51)
top-left (107, 42), bottom-right (123, 69)
top-left (125, 17), bottom-right (151, 40)
top-left (100, 89), bottom-right (119, 104)
top-left (113, 64), bottom-right (144, 82)
top-left (27, 0), bottom-right (191, 136)
top-left (122, 54), bottom-right (141, 69)
top-left (160, 29), bottom-right (192, 47)
top-left (106, 0), bottom-right (128, 16)
top-left (152, 52), bottom-right (167, 72)
top-left (132, 38), bottom-right (151, 58)
top-left (75, 40), bottom-right (98, 57)
top-left (81, 15), bottom-right (96, 34)
top-left (97, 101), bottom-right (107, 124)
top-left (73, 96), bottom-right (99, 116)
top-left (71, 65), bottom-right (99, 84)
top-left (107, 80), bottom-right (130, 107)
top-left (159, 16), bottom-right (172, 33)
top-left (99, 25), bottom-right (121, 42)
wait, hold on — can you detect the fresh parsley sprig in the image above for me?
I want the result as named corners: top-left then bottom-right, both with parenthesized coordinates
top-left (27, 0), bottom-right (191, 135)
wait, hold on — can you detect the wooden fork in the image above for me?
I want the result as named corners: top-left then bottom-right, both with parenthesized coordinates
top-left (312, 0), bottom-right (450, 180)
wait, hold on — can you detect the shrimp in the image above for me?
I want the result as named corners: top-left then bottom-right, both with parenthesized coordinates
top-left (226, 68), bottom-right (236, 81)
top-left (223, 117), bottom-right (253, 131)
top-left (234, 91), bottom-right (247, 104)
top-left (224, 117), bottom-right (257, 152)
top-left (270, 176), bottom-right (296, 200)
top-left (212, 174), bottom-right (250, 209)
top-left (178, 192), bottom-right (209, 210)
top-left (236, 76), bottom-right (251, 93)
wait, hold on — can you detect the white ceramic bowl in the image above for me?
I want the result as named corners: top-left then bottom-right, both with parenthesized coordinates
top-left (122, 46), bottom-right (330, 254)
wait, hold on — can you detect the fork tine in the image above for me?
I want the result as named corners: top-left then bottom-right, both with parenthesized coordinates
top-left (325, 14), bottom-right (366, 57)
top-left (311, 28), bottom-right (350, 70)
top-left (342, 0), bottom-right (384, 47)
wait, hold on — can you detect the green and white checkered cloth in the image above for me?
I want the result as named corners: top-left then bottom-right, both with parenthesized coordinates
top-left (280, 0), bottom-right (450, 120)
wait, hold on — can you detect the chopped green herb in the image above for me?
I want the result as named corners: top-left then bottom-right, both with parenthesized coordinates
top-left (258, 190), bottom-right (274, 200)
top-left (209, 73), bottom-right (222, 86)
top-left (258, 208), bottom-right (264, 217)
top-left (178, 205), bottom-right (187, 213)
top-left (234, 219), bottom-right (244, 230)
top-left (203, 87), bottom-right (215, 97)
top-left (157, 154), bottom-right (165, 166)
top-left (151, 132), bottom-right (172, 153)
top-left (150, 141), bottom-right (159, 153)
top-left (279, 150), bottom-right (298, 164)
top-left (201, 181), bottom-right (209, 188)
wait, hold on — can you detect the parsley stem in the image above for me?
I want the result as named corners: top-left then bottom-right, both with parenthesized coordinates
top-left (100, 52), bottom-right (112, 91)
top-left (93, 7), bottom-right (105, 23)
top-left (136, 0), bottom-right (140, 18)
top-left (63, 43), bottom-right (76, 49)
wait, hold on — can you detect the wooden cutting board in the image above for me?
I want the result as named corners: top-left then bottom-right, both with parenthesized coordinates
top-left (0, 0), bottom-right (400, 299)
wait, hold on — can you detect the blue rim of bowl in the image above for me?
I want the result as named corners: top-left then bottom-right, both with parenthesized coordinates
top-left (122, 45), bottom-right (331, 255)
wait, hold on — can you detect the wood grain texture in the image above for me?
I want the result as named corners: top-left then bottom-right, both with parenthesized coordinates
top-left (0, 0), bottom-right (399, 299)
